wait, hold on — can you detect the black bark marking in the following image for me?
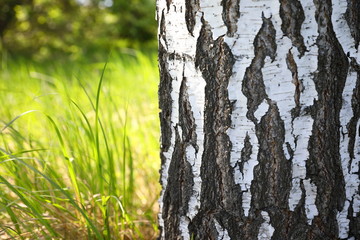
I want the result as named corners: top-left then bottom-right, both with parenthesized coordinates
top-left (189, 22), bottom-right (244, 239)
top-left (348, 198), bottom-right (360, 239)
top-left (221, 0), bottom-right (240, 37)
top-left (162, 127), bottom-right (194, 239)
top-left (158, 43), bottom-right (172, 155)
top-left (347, 59), bottom-right (360, 239)
top-left (287, 180), bottom-right (310, 239)
top-left (250, 102), bottom-right (293, 239)
top-left (158, 13), bottom-right (172, 237)
top-left (179, 77), bottom-right (199, 153)
top-left (242, 15), bottom-right (276, 122)
top-left (286, 49), bottom-right (303, 118)
top-left (159, 10), bottom-right (168, 50)
top-left (306, 0), bottom-right (348, 237)
top-left (166, 0), bottom-right (172, 11)
top-left (279, 0), bottom-right (306, 56)
top-left (347, 59), bottom-right (360, 163)
top-left (185, 0), bottom-right (199, 35)
top-left (160, 10), bottom-right (166, 37)
top-left (238, 133), bottom-right (252, 177)
top-left (345, 0), bottom-right (360, 48)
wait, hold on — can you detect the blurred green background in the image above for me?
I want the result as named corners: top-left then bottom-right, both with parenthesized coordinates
top-left (0, 1), bottom-right (160, 239)
top-left (0, 0), bottom-right (157, 61)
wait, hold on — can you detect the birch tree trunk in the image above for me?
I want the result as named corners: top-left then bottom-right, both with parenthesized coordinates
top-left (157, 0), bottom-right (360, 239)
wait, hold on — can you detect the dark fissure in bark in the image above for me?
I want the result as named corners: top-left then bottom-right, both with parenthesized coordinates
top-left (162, 127), bottom-right (195, 239)
top-left (250, 102), bottom-right (293, 239)
top-left (221, 0), bottom-right (240, 37)
top-left (158, 43), bottom-right (172, 156)
top-left (185, 0), bottom-right (199, 35)
top-left (287, 180), bottom-right (310, 240)
top-left (240, 15), bottom-right (313, 240)
top-left (159, 10), bottom-right (166, 42)
top-left (345, 0), bottom-right (360, 48)
top-left (238, 133), bottom-right (252, 177)
top-left (179, 77), bottom-right (199, 153)
top-left (306, 0), bottom-right (348, 238)
top-left (347, 58), bottom-right (360, 239)
top-left (279, 0), bottom-right (306, 56)
top-left (188, 21), bottom-right (244, 239)
top-left (162, 75), bottom-right (198, 239)
top-left (166, 0), bottom-right (172, 11)
top-left (348, 197), bottom-right (360, 239)
top-left (286, 49), bottom-right (303, 118)
top-left (347, 59), bottom-right (360, 165)
top-left (158, 13), bottom-right (172, 237)
top-left (242, 15), bottom-right (276, 123)
top-left (240, 16), bottom-right (302, 239)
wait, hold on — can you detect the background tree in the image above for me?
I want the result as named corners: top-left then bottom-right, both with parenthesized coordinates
top-left (157, 0), bottom-right (360, 239)
top-left (0, 0), bottom-right (157, 61)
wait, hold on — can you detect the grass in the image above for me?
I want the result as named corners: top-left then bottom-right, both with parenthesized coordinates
top-left (0, 51), bottom-right (160, 239)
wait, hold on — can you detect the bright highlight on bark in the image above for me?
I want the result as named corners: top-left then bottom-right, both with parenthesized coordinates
top-left (157, 0), bottom-right (360, 239)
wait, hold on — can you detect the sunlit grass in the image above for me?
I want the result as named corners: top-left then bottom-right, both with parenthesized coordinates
top-left (0, 51), bottom-right (160, 239)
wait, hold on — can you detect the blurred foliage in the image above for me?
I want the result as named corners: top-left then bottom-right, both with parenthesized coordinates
top-left (0, 0), bottom-right (157, 61)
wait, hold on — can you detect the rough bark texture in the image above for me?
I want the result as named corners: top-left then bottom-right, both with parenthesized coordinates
top-left (157, 0), bottom-right (360, 239)
top-left (345, 0), bottom-right (360, 48)
top-left (306, 1), bottom-right (347, 238)
top-left (279, 0), bottom-right (306, 56)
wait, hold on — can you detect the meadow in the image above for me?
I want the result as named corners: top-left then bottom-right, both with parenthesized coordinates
top-left (0, 51), bottom-right (160, 239)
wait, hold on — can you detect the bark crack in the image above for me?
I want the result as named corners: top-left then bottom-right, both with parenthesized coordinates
top-left (286, 49), bottom-right (303, 119)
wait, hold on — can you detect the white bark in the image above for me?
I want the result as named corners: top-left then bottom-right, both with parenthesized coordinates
top-left (158, 0), bottom-right (360, 239)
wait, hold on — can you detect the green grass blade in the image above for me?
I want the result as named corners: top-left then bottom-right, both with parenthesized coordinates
top-left (0, 176), bottom-right (59, 237)
top-left (0, 148), bottom-right (104, 240)
top-left (94, 61), bottom-right (108, 195)
top-left (1, 110), bottom-right (39, 133)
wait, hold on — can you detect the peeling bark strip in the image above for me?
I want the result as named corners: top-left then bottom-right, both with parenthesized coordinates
top-left (157, 0), bottom-right (360, 239)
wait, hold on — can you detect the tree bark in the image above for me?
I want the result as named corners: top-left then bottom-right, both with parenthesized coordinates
top-left (157, 0), bottom-right (360, 239)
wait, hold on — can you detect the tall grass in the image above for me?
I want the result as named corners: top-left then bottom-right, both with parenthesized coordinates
top-left (0, 51), bottom-right (160, 239)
